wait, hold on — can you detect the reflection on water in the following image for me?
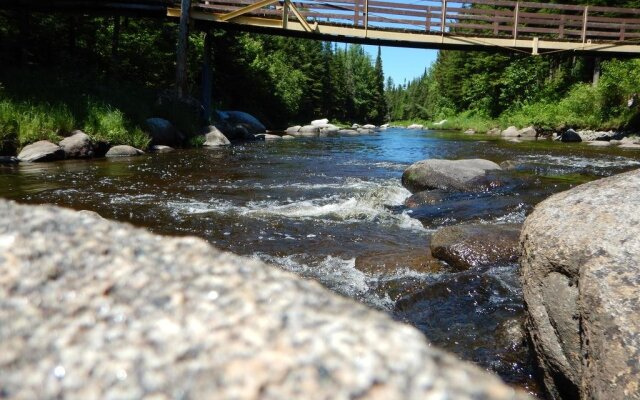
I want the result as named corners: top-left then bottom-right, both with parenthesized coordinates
top-left (2, 129), bottom-right (640, 397)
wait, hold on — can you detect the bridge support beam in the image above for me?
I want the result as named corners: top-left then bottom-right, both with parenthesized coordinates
top-left (201, 30), bottom-right (213, 123)
top-left (176, 0), bottom-right (192, 98)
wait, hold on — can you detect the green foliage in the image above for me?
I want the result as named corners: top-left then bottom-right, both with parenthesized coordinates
top-left (84, 102), bottom-right (150, 149)
top-left (188, 135), bottom-right (206, 148)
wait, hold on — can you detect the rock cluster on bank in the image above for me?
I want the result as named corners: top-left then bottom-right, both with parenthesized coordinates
top-left (285, 118), bottom-right (387, 137)
top-left (520, 168), bottom-right (640, 399)
top-left (0, 200), bottom-right (529, 400)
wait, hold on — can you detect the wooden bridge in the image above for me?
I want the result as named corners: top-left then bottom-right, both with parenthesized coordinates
top-left (171, 0), bottom-right (640, 55)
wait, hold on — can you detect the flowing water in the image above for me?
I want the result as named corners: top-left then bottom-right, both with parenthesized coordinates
top-left (2, 128), bottom-right (640, 397)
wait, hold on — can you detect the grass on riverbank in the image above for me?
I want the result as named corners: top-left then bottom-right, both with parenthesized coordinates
top-left (0, 67), bottom-right (202, 154)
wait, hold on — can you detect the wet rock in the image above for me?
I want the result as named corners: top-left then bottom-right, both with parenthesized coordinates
top-left (144, 118), bottom-right (182, 147)
top-left (105, 145), bottom-right (144, 157)
top-left (464, 129), bottom-right (476, 135)
top-left (620, 143), bottom-right (640, 149)
top-left (499, 160), bottom-right (522, 170)
top-left (407, 124), bottom-right (423, 129)
top-left (203, 125), bottom-right (231, 147)
top-left (362, 124), bottom-right (376, 130)
top-left (404, 190), bottom-right (449, 208)
top-left (338, 129), bottom-right (359, 136)
top-left (355, 249), bottom-right (444, 275)
top-left (402, 159), bottom-right (501, 193)
top-left (576, 129), bottom-right (620, 142)
top-left (17, 140), bottom-right (65, 162)
top-left (150, 145), bottom-right (175, 153)
top-left (520, 168), bottom-right (640, 400)
top-left (0, 200), bottom-right (531, 400)
top-left (487, 128), bottom-right (502, 136)
top-left (495, 318), bottom-right (527, 352)
top-left (282, 135), bottom-right (295, 140)
top-left (59, 131), bottom-right (94, 158)
top-left (430, 223), bottom-right (521, 270)
top-left (560, 129), bottom-right (582, 143)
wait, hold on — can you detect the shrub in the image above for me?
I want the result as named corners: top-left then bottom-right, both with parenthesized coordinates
top-left (84, 101), bottom-right (150, 149)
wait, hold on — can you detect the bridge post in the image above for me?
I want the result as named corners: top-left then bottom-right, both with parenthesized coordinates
top-left (201, 30), bottom-right (213, 123)
top-left (176, 0), bottom-right (192, 98)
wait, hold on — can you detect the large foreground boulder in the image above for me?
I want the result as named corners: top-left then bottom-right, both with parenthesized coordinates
top-left (0, 200), bottom-right (529, 400)
top-left (402, 159), bottom-right (501, 193)
top-left (59, 131), bottom-right (94, 158)
top-left (520, 168), bottom-right (640, 399)
top-left (430, 223), bottom-right (522, 270)
top-left (17, 140), bottom-right (65, 162)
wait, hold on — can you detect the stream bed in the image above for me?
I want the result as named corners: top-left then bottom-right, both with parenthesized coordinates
top-left (2, 128), bottom-right (640, 397)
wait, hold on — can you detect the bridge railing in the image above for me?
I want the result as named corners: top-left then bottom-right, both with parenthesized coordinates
top-left (194, 0), bottom-right (640, 43)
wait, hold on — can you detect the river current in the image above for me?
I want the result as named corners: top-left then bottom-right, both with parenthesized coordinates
top-left (2, 128), bottom-right (640, 396)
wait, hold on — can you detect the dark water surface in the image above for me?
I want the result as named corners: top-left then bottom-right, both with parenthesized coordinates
top-left (2, 129), bottom-right (640, 396)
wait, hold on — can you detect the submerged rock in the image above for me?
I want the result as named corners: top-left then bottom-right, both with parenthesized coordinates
top-left (430, 223), bottom-right (522, 270)
top-left (59, 131), bottom-right (94, 158)
top-left (401, 159), bottom-right (501, 193)
top-left (355, 249), bottom-right (444, 275)
top-left (404, 190), bottom-right (449, 208)
top-left (0, 200), bottom-right (530, 400)
top-left (105, 145), bottom-right (144, 157)
top-left (17, 140), bottom-right (65, 162)
top-left (520, 168), bottom-right (640, 399)
top-left (150, 145), bottom-right (175, 153)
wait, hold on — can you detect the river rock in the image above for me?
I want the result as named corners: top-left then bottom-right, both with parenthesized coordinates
top-left (285, 125), bottom-right (301, 134)
top-left (282, 135), bottom-right (295, 140)
top-left (576, 129), bottom-right (620, 142)
top-left (319, 124), bottom-right (340, 136)
top-left (216, 110), bottom-right (266, 135)
top-left (430, 223), bottom-right (521, 270)
top-left (59, 131), bottom-right (94, 158)
top-left (144, 118), bottom-right (182, 146)
top-left (203, 125), bottom-right (231, 147)
top-left (311, 118), bottom-right (328, 126)
top-left (296, 125), bottom-right (320, 137)
top-left (464, 129), bottom-right (476, 135)
top-left (362, 124), bottom-right (376, 129)
top-left (620, 143), bottom-right (640, 149)
top-left (407, 124), bottom-right (424, 129)
top-left (518, 126), bottom-right (537, 138)
top-left (404, 190), bottom-right (449, 208)
top-left (355, 249), bottom-right (444, 275)
top-left (256, 133), bottom-right (284, 141)
top-left (338, 129), bottom-right (359, 136)
top-left (520, 168), bottom-right (640, 399)
top-left (487, 128), bottom-right (502, 136)
top-left (357, 128), bottom-right (374, 135)
top-left (0, 200), bottom-right (530, 400)
top-left (560, 129), bottom-right (582, 143)
top-left (401, 158), bottom-right (502, 193)
top-left (501, 126), bottom-right (519, 137)
top-left (17, 140), bottom-right (65, 162)
top-left (105, 145), bottom-right (144, 157)
top-left (588, 141), bottom-right (611, 147)
top-left (150, 145), bottom-right (175, 153)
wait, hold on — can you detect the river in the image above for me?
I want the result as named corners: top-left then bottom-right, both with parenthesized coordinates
top-left (2, 128), bottom-right (640, 397)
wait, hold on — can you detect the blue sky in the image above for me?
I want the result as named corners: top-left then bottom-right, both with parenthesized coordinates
top-left (363, 45), bottom-right (438, 86)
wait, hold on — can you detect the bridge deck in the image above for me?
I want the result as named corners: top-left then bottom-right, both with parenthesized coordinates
top-left (170, 0), bottom-right (640, 54)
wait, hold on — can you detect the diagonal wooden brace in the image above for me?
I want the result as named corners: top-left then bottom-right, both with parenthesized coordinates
top-left (286, 0), bottom-right (316, 32)
top-left (218, 0), bottom-right (280, 22)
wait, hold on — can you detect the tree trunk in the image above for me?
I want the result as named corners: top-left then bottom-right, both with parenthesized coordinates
top-left (201, 30), bottom-right (213, 123)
